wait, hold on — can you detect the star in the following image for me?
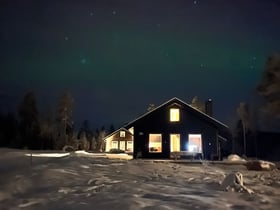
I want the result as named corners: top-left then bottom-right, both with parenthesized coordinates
top-left (90, 12), bottom-right (94, 16)
top-left (64, 36), bottom-right (69, 41)
top-left (193, 1), bottom-right (197, 5)
top-left (112, 10), bottom-right (116, 15)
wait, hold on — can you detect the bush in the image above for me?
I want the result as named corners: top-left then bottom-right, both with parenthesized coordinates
top-left (109, 148), bottom-right (125, 154)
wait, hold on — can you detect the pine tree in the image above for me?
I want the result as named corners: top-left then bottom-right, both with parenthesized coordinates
top-left (257, 54), bottom-right (280, 118)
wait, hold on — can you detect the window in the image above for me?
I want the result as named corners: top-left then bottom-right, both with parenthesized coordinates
top-left (149, 134), bottom-right (162, 153)
top-left (188, 134), bottom-right (202, 153)
top-left (170, 134), bottom-right (180, 152)
top-left (120, 131), bottom-right (126, 137)
top-left (127, 141), bottom-right (133, 151)
top-left (170, 108), bottom-right (180, 122)
top-left (112, 141), bottom-right (118, 149)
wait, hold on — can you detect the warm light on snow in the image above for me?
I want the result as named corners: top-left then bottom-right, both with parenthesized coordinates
top-left (25, 153), bottom-right (70, 157)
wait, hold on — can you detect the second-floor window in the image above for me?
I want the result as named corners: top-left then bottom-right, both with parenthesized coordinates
top-left (170, 108), bottom-right (180, 122)
top-left (120, 131), bottom-right (126, 137)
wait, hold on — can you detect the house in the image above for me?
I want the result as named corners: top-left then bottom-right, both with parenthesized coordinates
top-left (104, 97), bottom-right (229, 160)
top-left (104, 127), bottom-right (133, 153)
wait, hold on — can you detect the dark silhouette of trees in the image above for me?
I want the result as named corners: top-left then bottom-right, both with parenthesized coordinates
top-left (18, 92), bottom-right (40, 149)
top-left (257, 54), bottom-right (280, 119)
top-left (77, 120), bottom-right (93, 150)
top-left (54, 92), bottom-right (74, 149)
top-left (0, 113), bottom-right (18, 147)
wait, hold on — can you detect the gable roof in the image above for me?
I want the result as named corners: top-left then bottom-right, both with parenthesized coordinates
top-left (124, 97), bottom-right (228, 129)
top-left (103, 127), bottom-right (133, 140)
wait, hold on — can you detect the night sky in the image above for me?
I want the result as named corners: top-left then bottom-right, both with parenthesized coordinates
top-left (1, 0), bottom-right (280, 128)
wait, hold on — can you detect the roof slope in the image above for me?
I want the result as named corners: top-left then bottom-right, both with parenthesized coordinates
top-left (124, 97), bottom-right (228, 129)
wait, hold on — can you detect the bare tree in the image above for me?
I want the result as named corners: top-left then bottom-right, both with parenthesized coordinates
top-left (190, 96), bottom-right (205, 112)
top-left (147, 104), bottom-right (156, 112)
top-left (237, 102), bottom-right (250, 156)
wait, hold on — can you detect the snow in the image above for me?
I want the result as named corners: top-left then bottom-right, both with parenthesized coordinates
top-left (0, 149), bottom-right (280, 210)
top-left (25, 153), bottom-right (70, 157)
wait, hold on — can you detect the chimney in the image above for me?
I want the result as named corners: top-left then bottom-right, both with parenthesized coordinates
top-left (205, 99), bottom-right (213, 117)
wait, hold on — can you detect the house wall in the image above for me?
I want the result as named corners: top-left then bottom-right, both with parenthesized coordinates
top-left (105, 130), bottom-right (133, 152)
top-left (128, 102), bottom-right (219, 159)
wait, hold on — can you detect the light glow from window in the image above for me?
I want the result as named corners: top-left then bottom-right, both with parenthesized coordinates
top-left (120, 131), bottom-right (125, 137)
top-left (112, 141), bottom-right (118, 149)
top-left (188, 134), bottom-right (202, 153)
top-left (170, 134), bottom-right (180, 152)
top-left (149, 134), bottom-right (162, 153)
top-left (170, 108), bottom-right (180, 122)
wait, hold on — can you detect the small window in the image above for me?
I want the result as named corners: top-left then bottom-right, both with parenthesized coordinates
top-left (120, 131), bottom-right (126, 137)
top-left (170, 108), bottom-right (180, 122)
top-left (149, 134), bottom-right (162, 153)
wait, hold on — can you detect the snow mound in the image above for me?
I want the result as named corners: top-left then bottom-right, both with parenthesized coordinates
top-left (224, 154), bottom-right (246, 162)
top-left (220, 172), bottom-right (254, 194)
top-left (246, 160), bottom-right (276, 171)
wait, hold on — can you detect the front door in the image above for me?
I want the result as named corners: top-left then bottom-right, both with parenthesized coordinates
top-left (170, 134), bottom-right (180, 152)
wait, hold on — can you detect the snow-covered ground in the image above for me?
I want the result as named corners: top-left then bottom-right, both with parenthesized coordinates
top-left (0, 149), bottom-right (280, 210)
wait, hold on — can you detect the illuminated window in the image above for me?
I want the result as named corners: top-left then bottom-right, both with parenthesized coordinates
top-left (127, 141), bottom-right (133, 151)
top-left (188, 134), bottom-right (202, 153)
top-left (120, 131), bottom-right (125, 137)
top-left (170, 108), bottom-right (180, 122)
top-left (170, 134), bottom-right (180, 152)
top-left (112, 141), bottom-right (118, 149)
top-left (149, 134), bottom-right (162, 153)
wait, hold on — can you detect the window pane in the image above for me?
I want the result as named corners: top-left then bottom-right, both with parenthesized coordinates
top-left (112, 141), bottom-right (118, 149)
top-left (127, 141), bottom-right (133, 151)
top-left (188, 134), bottom-right (202, 153)
top-left (120, 131), bottom-right (125, 137)
top-left (170, 134), bottom-right (180, 152)
top-left (170, 108), bottom-right (180, 122)
top-left (149, 134), bottom-right (162, 153)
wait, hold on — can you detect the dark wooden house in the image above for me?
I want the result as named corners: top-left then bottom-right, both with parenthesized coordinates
top-left (104, 97), bottom-right (229, 160)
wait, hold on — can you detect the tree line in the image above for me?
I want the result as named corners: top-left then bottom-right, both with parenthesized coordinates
top-left (0, 92), bottom-right (115, 151)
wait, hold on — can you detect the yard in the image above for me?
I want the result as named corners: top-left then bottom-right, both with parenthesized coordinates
top-left (0, 149), bottom-right (280, 210)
